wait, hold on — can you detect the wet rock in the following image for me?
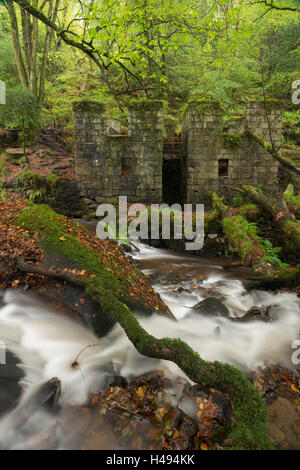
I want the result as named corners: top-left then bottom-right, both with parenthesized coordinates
top-left (214, 326), bottom-right (221, 337)
top-left (178, 384), bottom-right (234, 444)
top-left (0, 128), bottom-right (18, 146)
top-left (157, 271), bottom-right (193, 286)
top-left (37, 279), bottom-right (116, 337)
top-left (235, 305), bottom-right (271, 322)
top-left (192, 297), bottom-right (230, 318)
top-left (0, 351), bottom-right (24, 418)
top-left (267, 397), bottom-right (300, 449)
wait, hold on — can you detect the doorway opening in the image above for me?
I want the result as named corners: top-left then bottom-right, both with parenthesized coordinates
top-left (218, 159), bottom-right (229, 177)
top-left (162, 136), bottom-right (182, 205)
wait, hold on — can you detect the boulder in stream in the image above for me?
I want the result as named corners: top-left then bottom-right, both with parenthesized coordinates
top-left (192, 297), bottom-right (230, 318)
top-left (235, 305), bottom-right (272, 322)
top-left (0, 351), bottom-right (24, 418)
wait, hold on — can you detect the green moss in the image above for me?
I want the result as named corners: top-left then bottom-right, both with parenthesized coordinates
top-left (128, 99), bottom-right (164, 112)
top-left (15, 203), bottom-right (151, 312)
top-left (249, 131), bottom-right (272, 152)
top-left (284, 191), bottom-right (300, 218)
top-left (15, 171), bottom-right (61, 203)
top-left (239, 203), bottom-right (259, 215)
top-left (223, 132), bottom-right (244, 148)
top-left (73, 100), bottom-right (105, 114)
top-left (247, 99), bottom-right (283, 110)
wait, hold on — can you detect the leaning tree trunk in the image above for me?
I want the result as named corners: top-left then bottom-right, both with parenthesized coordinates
top-left (247, 130), bottom-right (300, 178)
top-left (241, 185), bottom-right (300, 252)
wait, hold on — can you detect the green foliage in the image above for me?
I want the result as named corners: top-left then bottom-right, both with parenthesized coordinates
top-left (260, 239), bottom-right (290, 268)
top-left (223, 132), bottom-right (244, 149)
top-left (239, 203), bottom-right (260, 218)
top-left (223, 214), bottom-right (286, 268)
top-left (15, 171), bottom-right (59, 202)
top-left (0, 0), bottom-right (298, 133)
top-left (0, 86), bottom-right (41, 132)
top-left (284, 189), bottom-right (300, 218)
top-left (232, 195), bottom-right (244, 207)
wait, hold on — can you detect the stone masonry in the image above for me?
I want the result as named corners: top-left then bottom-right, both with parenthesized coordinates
top-left (73, 100), bottom-right (163, 204)
top-left (181, 100), bottom-right (282, 206)
top-left (73, 99), bottom-right (282, 207)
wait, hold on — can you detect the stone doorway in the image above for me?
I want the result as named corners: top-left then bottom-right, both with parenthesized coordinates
top-left (162, 136), bottom-right (182, 205)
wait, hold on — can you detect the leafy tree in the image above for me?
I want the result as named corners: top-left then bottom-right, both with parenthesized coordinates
top-left (0, 86), bottom-right (41, 153)
top-left (2, 0), bottom-right (60, 102)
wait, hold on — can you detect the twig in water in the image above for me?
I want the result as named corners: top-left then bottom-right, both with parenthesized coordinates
top-left (71, 343), bottom-right (101, 369)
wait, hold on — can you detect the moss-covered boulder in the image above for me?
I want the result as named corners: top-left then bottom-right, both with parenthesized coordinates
top-left (1, 201), bottom-right (174, 335)
top-left (193, 297), bottom-right (230, 318)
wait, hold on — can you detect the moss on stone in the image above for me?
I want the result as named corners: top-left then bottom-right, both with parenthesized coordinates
top-left (223, 132), bottom-right (244, 148)
top-left (128, 99), bottom-right (164, 112)
top-left (73, 101), bottom-right (106, 114)
top-left (14, 203), bottom-right (159, 313)
top-left (247, 99), bottom-right (283, 110)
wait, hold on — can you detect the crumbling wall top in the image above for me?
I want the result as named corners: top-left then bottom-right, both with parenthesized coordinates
top-left (73, 101), bottom-right (106, 114)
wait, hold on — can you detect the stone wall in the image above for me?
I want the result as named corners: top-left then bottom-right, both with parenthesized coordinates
top-left (73, 100), bottom-right (164, 204)
top-left (181, 100), bottom-right (223, 206)
top-left (246, 101), bottom-right (283, 150)
top-left (182, 100), bottom-right (282, 206)
top-left (73, 99), bottom-right (283, 209)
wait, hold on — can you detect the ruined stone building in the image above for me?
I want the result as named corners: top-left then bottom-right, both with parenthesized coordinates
top-left (73, 99), bottom-right (282, 208)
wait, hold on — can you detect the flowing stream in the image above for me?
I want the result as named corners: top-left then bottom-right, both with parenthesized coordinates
top-left (0, 242), bottom-right (299, 449)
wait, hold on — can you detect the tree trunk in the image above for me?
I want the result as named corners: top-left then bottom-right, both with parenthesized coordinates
top-left (241, 185), bottom-right (300, 252)
top-left (6, 2), bottom-right (29, 88)
top-left (7, 0), bottom-right (58, 103)
top-left (39, 0), bottom-right (59, 103)
top-left (247, 130), bottom-right (300, 177)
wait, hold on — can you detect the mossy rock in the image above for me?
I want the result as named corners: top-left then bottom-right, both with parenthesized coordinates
top-left (193, 297), bottom-right (230, 318)
top-left (14, 203), bottom-right (173, 320)
top-left (128, 99), bottom-right (164, 112)
top-left (5, 148), bottom-right (30, 164)
top-left (73, 101), bottom-right (105, 114)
